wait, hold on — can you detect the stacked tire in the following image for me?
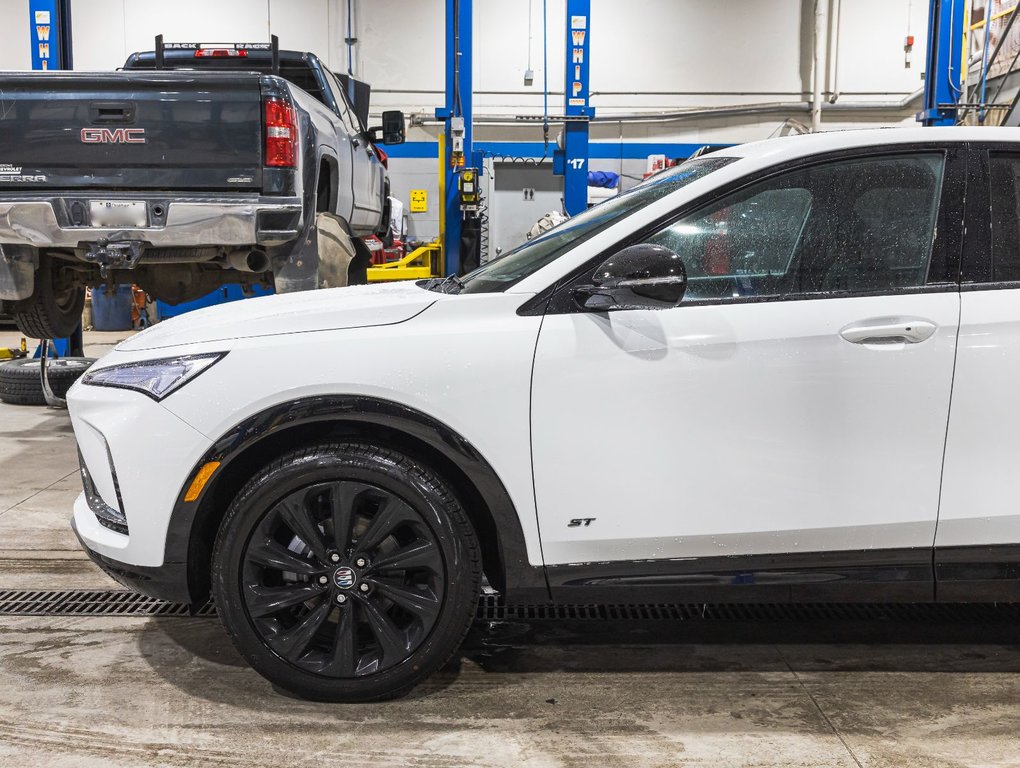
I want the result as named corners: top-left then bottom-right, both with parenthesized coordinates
top-left (0, 357), bottom-right (96, 405)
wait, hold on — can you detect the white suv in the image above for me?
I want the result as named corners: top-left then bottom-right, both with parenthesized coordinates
top-left (67, 127), bottom-right (1020, 701)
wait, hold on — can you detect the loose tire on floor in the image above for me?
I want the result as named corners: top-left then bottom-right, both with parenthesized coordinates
top-left (0, 357), bottom-right (96, 406)
top-left (12, 256), bottom-right (85, 339)
top-left (212, 442), bottom-right (482, 702)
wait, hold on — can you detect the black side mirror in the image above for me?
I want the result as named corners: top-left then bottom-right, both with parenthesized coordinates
top-left (571, 243), bottom-right (687, 311)
top-left (369, 110), bottom-right (406, 145)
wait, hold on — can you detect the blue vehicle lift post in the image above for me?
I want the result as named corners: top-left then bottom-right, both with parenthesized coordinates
top-left (553, 0), bottom-right (592, 216)
top-left (920, 0), bottom-right (966, 126)
top-left (27, 0), bottom-right (82, 408)
top-left (436, 0), bottom-right (480, 275)
top-left (30, 0), bottom-right (82, 362)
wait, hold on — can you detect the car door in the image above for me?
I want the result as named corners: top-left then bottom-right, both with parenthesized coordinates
top-left (531, 147), bottom-right (964, 599)
top-left (323, 70), bottom-right (383, 229)
top-left (936, 145), bottom-right (1020, 600)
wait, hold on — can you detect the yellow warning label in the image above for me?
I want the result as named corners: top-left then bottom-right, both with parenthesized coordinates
top-left (409, 189), bottom-right (427, 213)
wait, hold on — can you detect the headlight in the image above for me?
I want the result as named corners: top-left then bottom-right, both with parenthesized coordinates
top-left (81, 352), bottom-right (225, 401)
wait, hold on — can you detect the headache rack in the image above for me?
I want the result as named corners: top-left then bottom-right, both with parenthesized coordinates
top-left (153, 34), bottom-right (281, 75)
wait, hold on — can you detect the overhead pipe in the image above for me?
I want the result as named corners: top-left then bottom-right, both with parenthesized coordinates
top-left (811, 0), bottom-right (825, 131)
top-left (345, 0), bottom-right (357, 76)
top-left (827, 0), bottom-right (842, 103)
top-left (410, 89), bottom-right (925, 128)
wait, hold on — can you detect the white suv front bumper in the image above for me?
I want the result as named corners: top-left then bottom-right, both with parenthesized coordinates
top-left (69, 379), bottom-right (213, 574)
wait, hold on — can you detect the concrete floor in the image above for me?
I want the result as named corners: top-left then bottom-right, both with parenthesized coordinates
top-left (1, 330), bottom-right (1020, 766)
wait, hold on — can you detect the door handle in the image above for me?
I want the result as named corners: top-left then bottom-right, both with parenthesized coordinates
top-left (839, 317), bottom-right (937, 345)
top-left (89, 101), bottom-right (136, 123)
top-left (352, 136), bottom-right (361, 148)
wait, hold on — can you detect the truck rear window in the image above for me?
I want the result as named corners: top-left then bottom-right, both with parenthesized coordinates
top-left (125, 57), bottom-right (328, 106)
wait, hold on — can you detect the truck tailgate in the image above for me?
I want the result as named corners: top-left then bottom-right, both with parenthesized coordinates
top-left (0, 72), bottom-right (263, 191)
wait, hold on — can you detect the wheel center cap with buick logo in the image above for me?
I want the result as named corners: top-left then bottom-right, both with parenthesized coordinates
top-left (333, 566), bottom-right (357, 590)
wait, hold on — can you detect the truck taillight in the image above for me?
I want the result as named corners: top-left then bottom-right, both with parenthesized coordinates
top-left (264, 98), bottom-right (296, 168)
top-left (374, 145), bottom-right (389, 170)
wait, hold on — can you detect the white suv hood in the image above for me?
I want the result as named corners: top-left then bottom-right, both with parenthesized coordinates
top-left (118, 282), bottom-right (438, 351)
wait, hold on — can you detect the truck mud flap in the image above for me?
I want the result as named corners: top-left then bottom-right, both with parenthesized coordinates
top-left (0, 247), bottom-right (35, 301)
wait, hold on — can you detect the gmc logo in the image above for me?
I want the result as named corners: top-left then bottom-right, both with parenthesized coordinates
top-left (80, 128), bottom-right (147, 144)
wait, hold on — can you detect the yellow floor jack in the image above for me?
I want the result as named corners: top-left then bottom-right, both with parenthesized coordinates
top-left (0, 338), bottom-right (27, 361)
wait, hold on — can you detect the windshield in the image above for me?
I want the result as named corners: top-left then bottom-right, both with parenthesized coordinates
top-left (427, 156), bottom-right (736, 295)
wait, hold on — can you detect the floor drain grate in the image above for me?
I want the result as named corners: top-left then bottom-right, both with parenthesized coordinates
top-left (3, 589), bottom-right (1019, 622)
top-left (0, 589), bottom-right (215, 617)
top-left (474, 595), bottom-right (1020, 624)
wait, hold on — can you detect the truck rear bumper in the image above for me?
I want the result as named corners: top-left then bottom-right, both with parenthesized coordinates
top-left (0, 194), bottom-right (303, 250)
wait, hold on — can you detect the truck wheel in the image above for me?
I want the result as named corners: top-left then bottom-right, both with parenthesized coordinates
top-left (212, 442), bottom-right (482, 702)
top-left (0, 357), bottom-right (96, 406)
top-left (313, 213), bottom-right (355, 289)
top-left (13, 256), bottom-right (85, 339)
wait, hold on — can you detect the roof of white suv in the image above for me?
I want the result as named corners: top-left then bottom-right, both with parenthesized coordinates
top-left (717, 126), bottom-right (1018, 163)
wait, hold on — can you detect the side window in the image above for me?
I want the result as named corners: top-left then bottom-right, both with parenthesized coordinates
top-left (989, 154), bottom-right (1020, 282)
top-left (324, 72), bottom-right (360, 135)
top-left (643, 153), bottom-right (945, 303)
top-left (279, 64), bottom-right (329, 106)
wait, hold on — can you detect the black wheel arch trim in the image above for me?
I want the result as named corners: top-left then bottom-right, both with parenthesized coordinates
top-left (167, 395), bottom-right (549, 604)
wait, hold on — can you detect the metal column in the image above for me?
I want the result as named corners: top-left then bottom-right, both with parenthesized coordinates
top-left (29, 0), bottom-right (82, 366)
top-left (920, 0), bottom-right (965, 126)
top-left (554, 0), bottom-right (592, 216)
top-left (435, 0), bottom-right (476, 275)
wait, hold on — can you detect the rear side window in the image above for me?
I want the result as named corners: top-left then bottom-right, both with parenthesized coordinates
top-left (989, 154), bottom-right (1020, 282)
top-left (323, 71), bottom-right (361, 134)
top-left (643, 153), bottom-right (945, 303)
top-left (279, 64), bottom-right (328, 105)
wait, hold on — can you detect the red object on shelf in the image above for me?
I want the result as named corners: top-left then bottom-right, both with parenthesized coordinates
top-left (363, 235), bottom-right (406, 264)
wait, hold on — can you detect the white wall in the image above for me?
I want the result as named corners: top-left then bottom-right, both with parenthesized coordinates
top-left (0, 0), bottom-right (33, 70)
top-left (66, 0), bottom-right (335, 71)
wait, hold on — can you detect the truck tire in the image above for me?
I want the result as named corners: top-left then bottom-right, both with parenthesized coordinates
top-left (13, 256), bottom-right (85, 339)
top-left (275, 215), bottom-right (372, 292)
top-left (314, 213), bottom-right (356, 289)
top-left (0, 357), bottom-right (96, 406)
top-left (315, 213), bottom-right (372, 287)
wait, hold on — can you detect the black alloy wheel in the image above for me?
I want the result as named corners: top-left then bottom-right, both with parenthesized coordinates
top-left (244, 479), bottom-right (445, 676)
top-left (213, 443), bottom-right (481, 701)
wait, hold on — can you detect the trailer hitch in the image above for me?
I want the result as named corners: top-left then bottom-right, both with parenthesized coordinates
top-left (81, 240), bottom-right (144, 277)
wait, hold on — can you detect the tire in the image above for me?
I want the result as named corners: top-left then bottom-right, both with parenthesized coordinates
top-left (314, 213), bottom-right (356, 289)
top-left (212, 442), bottom-right (482, 702)
top-left (13, 256), bottom-right (85, 339)
top-left (0, 357), bottom-right (96, 406)
top-left (348, 237), bottom-right (372, 286)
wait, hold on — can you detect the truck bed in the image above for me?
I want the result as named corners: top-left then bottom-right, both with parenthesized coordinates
top-left (0, 71), bottom-right (264, 192)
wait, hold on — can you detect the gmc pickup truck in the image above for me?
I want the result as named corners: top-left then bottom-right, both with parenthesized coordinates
top-left (0, 38), bottom-right (405, 338)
